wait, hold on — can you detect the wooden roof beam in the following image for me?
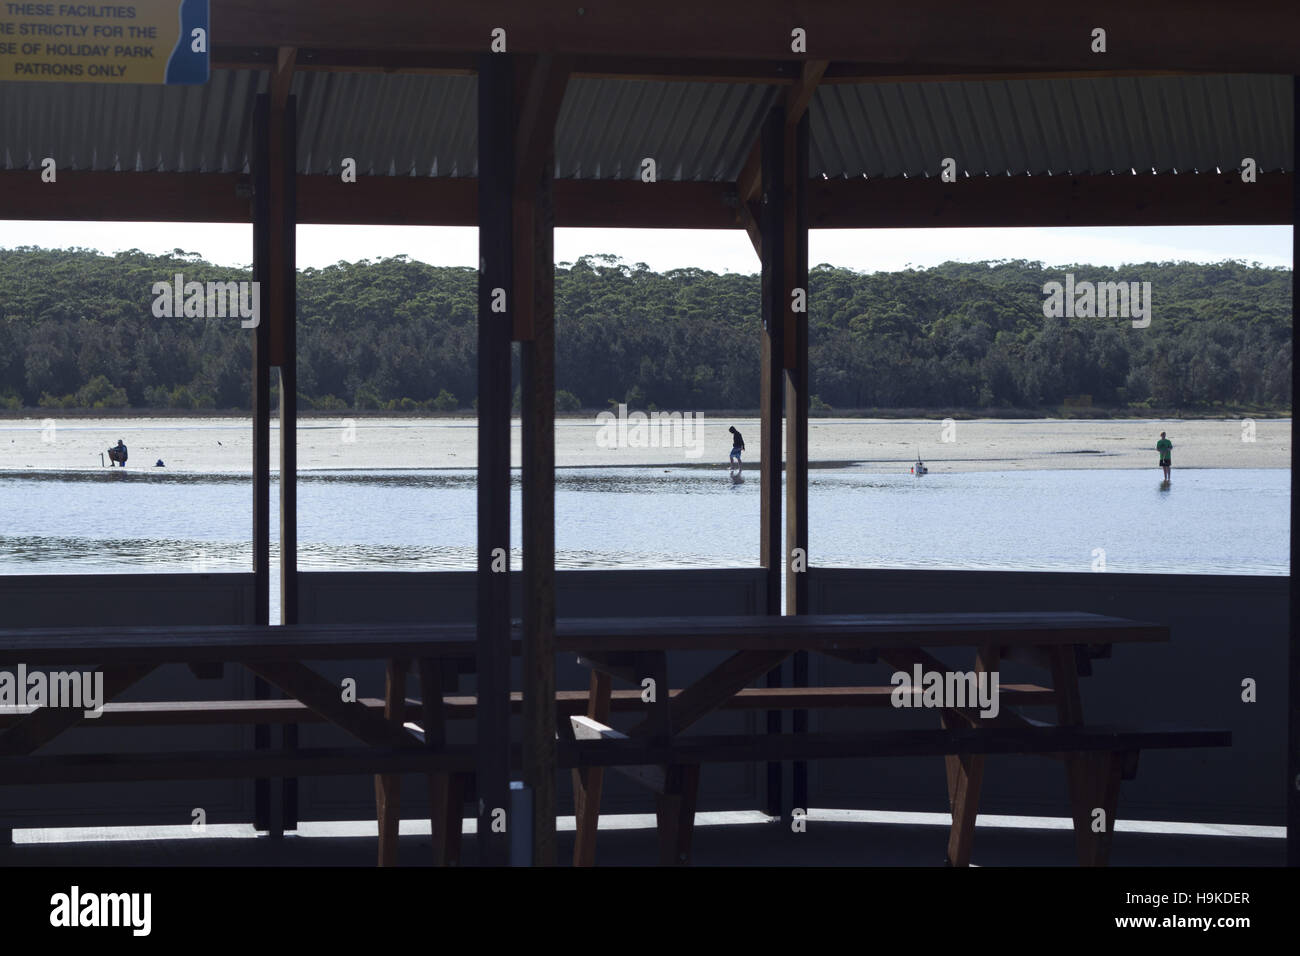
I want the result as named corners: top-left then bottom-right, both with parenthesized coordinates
top-left (738, 200), bottom-right (762, 258)
top-left (808, 172), bottom-right (1295, 229)
top-left (270, 46), bottom-right (297, 110)
top-left (785, 59), bottom-right (828, 126)
top-left (738, 60), bottom-right (827, 206)
top-left (0, 170), bottom-right (1289, 229)
top-left (735, 60), bottom-right (827, 256)
top-left (215, 47), bottom-right (1211, 85)
top-left (208, 1), bottom-right (1300, 73)
top-left (515, 55), bottom-right (572, 186)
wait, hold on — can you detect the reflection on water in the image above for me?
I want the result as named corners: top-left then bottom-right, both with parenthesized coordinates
top-left (1, 469), bottom-right (244, 485)
top-left (0, 467), bottom-right (1288, 579)
top-left (0, 535), bottom-right (251, 568)
top-left (0, 468), bottom-right (746, 492)
top-left (0, 533), bottom-right (704, 575)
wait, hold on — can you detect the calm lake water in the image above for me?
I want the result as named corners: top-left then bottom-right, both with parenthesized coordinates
top-left (0, 466), bottom-right (1287, 584)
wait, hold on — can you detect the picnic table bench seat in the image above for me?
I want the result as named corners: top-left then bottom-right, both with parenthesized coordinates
top-left (0, 710), bottom-right (1229, 868)
top-left (0, 682), bottom-right (1059, 727)
top-left (0, 681), bottom-right (1058, 865)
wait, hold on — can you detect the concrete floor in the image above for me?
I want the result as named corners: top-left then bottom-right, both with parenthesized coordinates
top-left (2, 811), bottom-right (1283, 867)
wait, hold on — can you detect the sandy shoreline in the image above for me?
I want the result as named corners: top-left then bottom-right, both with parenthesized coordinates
top-left (0, 416), bottom-right (1288, 474)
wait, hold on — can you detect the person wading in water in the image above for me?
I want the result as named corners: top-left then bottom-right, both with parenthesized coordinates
top-left (728, 426), bottom-right (745, 468)
top-left (1156, 431), bottom-right (1172, 481)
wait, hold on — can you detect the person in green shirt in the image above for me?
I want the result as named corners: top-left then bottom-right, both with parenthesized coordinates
top-left (1156, 431), bottom-right (1172, 480)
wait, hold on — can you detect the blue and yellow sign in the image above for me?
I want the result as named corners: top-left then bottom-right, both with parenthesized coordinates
top-left (0, 1), bottom-right (208, 84)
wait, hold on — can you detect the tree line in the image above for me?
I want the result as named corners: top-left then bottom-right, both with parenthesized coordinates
top-left (0, 246), bottom-right (1290, 413)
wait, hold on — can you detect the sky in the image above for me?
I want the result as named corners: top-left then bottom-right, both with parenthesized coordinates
top-left (0, 222), bottom-right (1291, 274)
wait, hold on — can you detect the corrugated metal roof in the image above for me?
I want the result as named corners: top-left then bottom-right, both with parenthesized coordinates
top-left (0, 69), bottom-right (264, 173)
top-left (289, 74), bottom-right (777, 181)
top-left (555, 78), bottom-right (776, 180)
top-left (1, 70), bottom-right (1292, 180)
top-left (811, 74), bottom-right (1294, 178)
top-left (292, 71), bottom-right (477, 177)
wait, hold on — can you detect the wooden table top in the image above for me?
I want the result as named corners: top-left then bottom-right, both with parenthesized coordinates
top-left (0, 611), bottom-right (1167, 664)
top-left (0, 622), bottom-right (480, 664)
top-left (553, 611), bottom-right (1168, 652)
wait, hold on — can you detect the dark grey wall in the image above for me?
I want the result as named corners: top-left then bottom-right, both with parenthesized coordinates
top-left (807, 569), bottom-right (1286, 826)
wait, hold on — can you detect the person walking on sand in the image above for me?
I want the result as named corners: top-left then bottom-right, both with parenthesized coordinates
top-left (1156, 431), bottom-right (1172, 481)
top-left (728, 426), bottom-right (745, 468)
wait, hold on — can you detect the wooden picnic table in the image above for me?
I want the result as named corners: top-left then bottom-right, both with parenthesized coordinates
top-left (551, 610), bottom-right (1199, 867)
top-left (0, 611), bottom-right (1227, 867)
top-left (0, 620), bottom-right (484, 864)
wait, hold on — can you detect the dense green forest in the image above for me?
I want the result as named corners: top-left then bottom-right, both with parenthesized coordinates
top-left (0, 246), bottom-right (1290, 413)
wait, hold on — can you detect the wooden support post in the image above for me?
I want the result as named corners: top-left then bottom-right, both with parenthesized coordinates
top-left (1049, 645), bottom-right (1085, 726)
top-left (758, 104), bottom-right (786, 618)
top-left (375, 659), bottom-right (406, 866)
top-left (1066, 750), bottom-right (1126, 866)
top-left (251, 97), bottom-right (272, 633)
top-left (655, 764), bottom-right (701, 866)
top-left (942, 645), bottom-right (998, 866)
top-left (518, 101), bottom-right (561, 868)
top-left (783, 111), bottom-right (811, 816)
top-left (741, 74), bottom-right (822, 819)
top-left (1289, 72), bottom-right (1299, 869)
top-left (791, 649), bottom-right (808, 812)
top-left (515, 53), bottom-right (567, 869)
top-left (476, 52), bottom-right (515, 867)
top-left (1046, 642), bottom-right (1119, 865)
top-left (571, 670), bottom-right (611, 866)
top-left (420, 659), bottom-right (463, 866)
top-left (758, 106), bottom-right (787, 818)
top-left (940, 716), bottom-right (986, 866)
top-left (782, 114), bottom-right (809, 616)
top-left (441, 774), bottom-right (468, 864)
top-left (271, 67), bottom-right (301, 833)
top-left (250, 93), bottom-right (276, 835)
